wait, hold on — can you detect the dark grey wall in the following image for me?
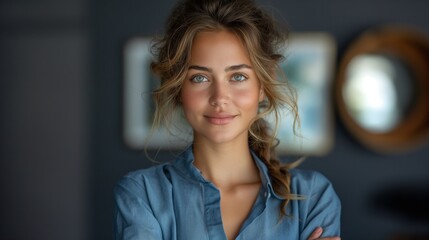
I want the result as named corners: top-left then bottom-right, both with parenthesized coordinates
top-left (1, 0), bottom-right (89, 239)
top-left (2, 0), bottom-right (429, 239)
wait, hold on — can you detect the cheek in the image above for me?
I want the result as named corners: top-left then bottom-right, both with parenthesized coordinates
top-left (234, 88), bottom-right (261, 111)
top-left (180, 88), bottom-right (205, 113)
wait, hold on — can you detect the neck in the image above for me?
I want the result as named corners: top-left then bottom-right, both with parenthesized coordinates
top-left (192, 138), bottom-right (260, 189)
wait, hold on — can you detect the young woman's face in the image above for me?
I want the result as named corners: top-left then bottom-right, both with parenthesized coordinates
top-left (181, 30), bottom-right (264, 145)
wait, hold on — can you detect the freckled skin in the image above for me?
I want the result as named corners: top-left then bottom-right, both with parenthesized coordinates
top-left (181, 30), bottom-right (264, 146)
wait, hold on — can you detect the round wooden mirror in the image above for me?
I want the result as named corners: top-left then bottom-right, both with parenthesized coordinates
top-left (336, 26), bottom-right (429, 154)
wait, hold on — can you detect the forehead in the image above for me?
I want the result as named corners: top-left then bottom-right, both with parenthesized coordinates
top-left (189, 30), bottom-right (252, 66)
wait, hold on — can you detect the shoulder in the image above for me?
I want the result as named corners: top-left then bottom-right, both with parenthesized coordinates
top-left (113, 165), bottom-right (170, 238)
top-left (288, 168), bottom-right (337, 197)
top-left (289, 168), bottom-right (332, 185)
top-left (122, 163), bottom-right (170, 182)
top-left (287, 169), bottom-right (341, 237)
top-left (114, 163), bottom-right (173, 198)
top-left (114, 147), bottom-right (195, 198)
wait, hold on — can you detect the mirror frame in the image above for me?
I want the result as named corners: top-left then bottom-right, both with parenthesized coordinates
top-left (335, 26), bottom-right (429, 153)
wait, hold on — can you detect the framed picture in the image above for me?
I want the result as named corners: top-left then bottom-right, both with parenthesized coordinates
top-left (122, 38), bottom-right (192, 150)
top-left (123, 33), bottom-right (336, 155)
top-left (276, 33), bottom-right (336, 155)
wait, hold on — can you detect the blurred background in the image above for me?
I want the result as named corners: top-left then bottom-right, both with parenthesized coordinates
top-left (1, 0), bottom-right (429, 239)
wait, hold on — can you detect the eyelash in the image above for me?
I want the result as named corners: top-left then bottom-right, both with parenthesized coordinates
top-left (189, 73), bottom-right (248, 83)
top-left (231, 73), bottom-right (248, 82)
top-left (190, 74), bottom-right (208, 83)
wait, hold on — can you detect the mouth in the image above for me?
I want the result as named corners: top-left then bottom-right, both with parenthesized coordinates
top-left (204, 114), bottom-right (237, 125)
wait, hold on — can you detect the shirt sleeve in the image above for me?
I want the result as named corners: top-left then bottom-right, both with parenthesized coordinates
top-left (113, 176), bottom-right (163, 240)
top-left (299, 171), bottom-right (341, 240)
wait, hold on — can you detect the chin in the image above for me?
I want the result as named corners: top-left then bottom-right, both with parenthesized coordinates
top-left (197, 130), bottom-right (248, 145)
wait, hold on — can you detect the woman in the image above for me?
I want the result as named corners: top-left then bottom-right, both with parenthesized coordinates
top-left (114, 0), bottom-right (341, 239)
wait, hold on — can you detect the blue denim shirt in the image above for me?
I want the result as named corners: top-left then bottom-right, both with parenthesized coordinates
top-left (114, 146), bottom-right (341, 240)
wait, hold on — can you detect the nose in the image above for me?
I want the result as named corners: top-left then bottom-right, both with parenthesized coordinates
top-left (209, 80), bottom-right (229, 107)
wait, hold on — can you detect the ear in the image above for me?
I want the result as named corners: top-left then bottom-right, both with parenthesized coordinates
top-left (259, 87), bottom-right (265, 102)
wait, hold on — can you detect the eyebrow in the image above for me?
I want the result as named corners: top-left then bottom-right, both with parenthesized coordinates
top-left (188, 64), bottom-right (252, 72)
top-left (188, 65), bottom-right (212, 72)
top-left (225, 64), bottom-right (252, 71)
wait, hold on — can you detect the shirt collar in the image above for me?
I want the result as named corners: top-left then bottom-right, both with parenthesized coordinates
top-left (172, 145), bottom-right (283, 200)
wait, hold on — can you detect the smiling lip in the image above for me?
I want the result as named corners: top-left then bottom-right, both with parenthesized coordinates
top-left (204, 114), bottom-right (237, 125)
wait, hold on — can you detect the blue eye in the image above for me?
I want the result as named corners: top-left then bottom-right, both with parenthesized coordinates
top-left (231, 74), bottom-right (247, 82)
top-left (191, 75), bottom-right (208, 83)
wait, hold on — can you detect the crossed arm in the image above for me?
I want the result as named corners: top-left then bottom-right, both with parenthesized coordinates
top-left (308, 227), bottom-right (341, 240)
